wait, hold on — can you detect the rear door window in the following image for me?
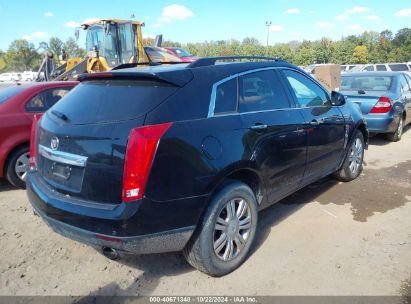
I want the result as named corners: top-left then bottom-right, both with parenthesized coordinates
top-left (50, 80), bottom-right (178, 124)
top-left (389, 64), bottom-right (409, 72)
top-left (283, 69), bottom-right (331, 107)
top-left (214, 78), bottom-right (238, 115)
top-left (238, 70), bottom-right (290, 113)
top-left (364, 65), bottom-right (375, 71)
top-left (399, 75), bottom-right (410, 93)
top-left (376, 65), bottom-right (387, 71)
top-left (26, 87), bottom-right (72, 112)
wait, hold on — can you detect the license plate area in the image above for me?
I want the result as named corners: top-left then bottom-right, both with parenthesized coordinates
top-left (37, 144), bottom-right (88, 193)
top-left (39, 157), bottom-right (85, 193)
top-left (51, 162), bottom-right (72, 180)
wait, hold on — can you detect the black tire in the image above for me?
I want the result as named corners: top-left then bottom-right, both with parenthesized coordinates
top-left (5, 145), bottom-right (29, 189)
top-left (333, 130), bottom-right (365, 182)
top-left (183, 181), bottom-right (258, 277)
top-left (386, 116), bottom-right (404, 142)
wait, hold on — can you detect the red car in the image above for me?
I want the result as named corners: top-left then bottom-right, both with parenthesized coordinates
top-left (164, 47), bottom-right (198, 63)
top-left (0, 81), bottom-right (78, 188)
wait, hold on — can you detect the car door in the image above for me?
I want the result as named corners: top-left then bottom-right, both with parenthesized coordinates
top-left (400, 74), bottom-right (411, 124)
top-left (238, 69), bottom-right (307, 205)
top-left (280, 69), bottom-right (346, 183)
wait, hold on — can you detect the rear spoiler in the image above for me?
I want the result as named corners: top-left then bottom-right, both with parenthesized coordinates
top-left (77, 69), bottom-right (193, 87)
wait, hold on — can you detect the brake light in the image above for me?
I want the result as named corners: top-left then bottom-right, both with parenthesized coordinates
top-left (29, 114), bottom-right (42, 169)
top-left (122, 122), bottom-right (173, 202)
top-left (369, 97), bottom-right (392, 114)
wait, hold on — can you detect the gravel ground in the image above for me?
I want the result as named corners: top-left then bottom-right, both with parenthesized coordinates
top-left (0, 127), bottom-right (410, 297)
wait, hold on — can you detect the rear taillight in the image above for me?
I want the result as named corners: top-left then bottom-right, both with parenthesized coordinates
top-left (122, 122), bottom-right (173, 202)
top-left (29, 114), bottom-right (42, 169)
top-left (369, 97), bottom-right (392, 114)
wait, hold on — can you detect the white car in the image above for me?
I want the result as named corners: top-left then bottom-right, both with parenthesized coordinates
top-left (0, 73), bottom-right (21, 82)
top-left (21, 71), bottom-right (37, 82)
top-left (348, 63), bottom-right (411, 76)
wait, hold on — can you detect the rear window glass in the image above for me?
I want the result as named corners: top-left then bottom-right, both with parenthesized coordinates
top-left (49, 80), bottom-right (178, 124)
top-left (389, 64), bottom-right (409, 71)
top-left (0, 86), bottom-right (23, 104)
top-left (214, 78), bottom-right (237, 114)
top-left (341, 76), bottom-right (393, 91)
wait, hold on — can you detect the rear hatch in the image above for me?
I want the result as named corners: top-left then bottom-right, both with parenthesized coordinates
top-left (36, 79), bottom-right (178, 204)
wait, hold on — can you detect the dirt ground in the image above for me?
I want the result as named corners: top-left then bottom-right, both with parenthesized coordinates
top-left (0, 128), bottom-right (410, 297)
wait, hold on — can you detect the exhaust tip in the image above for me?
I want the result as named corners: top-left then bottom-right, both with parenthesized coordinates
top-left (102, 247), bottom-right (120, 260)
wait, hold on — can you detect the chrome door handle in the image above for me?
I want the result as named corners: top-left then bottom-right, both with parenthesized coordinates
top-left (250, 124), bottom-right (268, 130)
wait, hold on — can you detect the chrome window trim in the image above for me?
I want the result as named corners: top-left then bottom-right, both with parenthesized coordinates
top-left (208, 66), bottom-right (336, 119)
top-left (39, 145), bottom-right (88, 167)
top-left (208, 67), bottom-right (286, 118)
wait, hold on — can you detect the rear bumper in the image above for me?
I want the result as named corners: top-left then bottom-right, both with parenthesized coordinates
top-left (26, 172), bottom-right (206, 254)
top-left (32, 202), bottom-right (195, 254)
top-left (364, 115), bottom-right (398, 133)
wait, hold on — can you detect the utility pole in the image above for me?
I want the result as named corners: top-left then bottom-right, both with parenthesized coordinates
top-left (265, 21), bottom-right (272, 47)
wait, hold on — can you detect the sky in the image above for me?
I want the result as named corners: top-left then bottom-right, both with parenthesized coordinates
top-left (0, 0), bottom-right (410, 51)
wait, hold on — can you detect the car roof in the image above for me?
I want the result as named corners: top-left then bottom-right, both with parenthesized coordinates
top-left (342, 71), bottom-right (401, 77)
top-left (108, 60), bottom-right (299, 85)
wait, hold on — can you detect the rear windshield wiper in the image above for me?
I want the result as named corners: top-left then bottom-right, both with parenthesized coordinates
top-left (51, 110), bottom-right (69, 121)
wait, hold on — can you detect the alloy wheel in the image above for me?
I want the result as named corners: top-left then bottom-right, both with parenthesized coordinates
top-left (14, 152), bottom-right (30, 182)
top-left (348, 138), bottom-right (363, 175)
top-left (213, 198), bottom-right (252, 261)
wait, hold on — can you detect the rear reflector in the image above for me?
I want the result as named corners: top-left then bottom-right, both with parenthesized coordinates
top-left (369, 96), bottom-right (392, 114)
top-left (95, 234), bottom-right (122, 243)
top-left (122, 122), bottom-right (173, 202)
top-left (29, 114), bottom-right (42, 168)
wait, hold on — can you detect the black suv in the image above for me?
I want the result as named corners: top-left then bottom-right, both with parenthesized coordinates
top-left (27, 57), bottom-right (368, 276)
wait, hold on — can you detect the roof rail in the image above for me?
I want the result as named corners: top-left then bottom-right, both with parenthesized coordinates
top-left (187, 56), bottom-right (280, 68)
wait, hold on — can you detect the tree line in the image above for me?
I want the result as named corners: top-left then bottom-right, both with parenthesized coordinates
top-left (0, 27), bottom-right (410, 72)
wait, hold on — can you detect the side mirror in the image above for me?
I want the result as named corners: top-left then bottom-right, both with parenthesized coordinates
top-left (331, 91), bottom-right (346, 106)
top-left (74, 28), bottom-right (80, 41)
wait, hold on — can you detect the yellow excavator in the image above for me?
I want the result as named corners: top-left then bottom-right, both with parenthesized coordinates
top-left (36, 19), bottom-right (148, 81)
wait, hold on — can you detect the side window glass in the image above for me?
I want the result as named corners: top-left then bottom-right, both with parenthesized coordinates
top-left (26, 93), bottom-right (46, 112)
top-left (239, 70), bottom-right (289, 113)
top-left (400, 75), bottom-right (410, 93)
top-left (364, 65), bottom-right (374, 71)
top-left (214, 78), bottom-right (238, 115)
top-left (283, 69), bottom-right (331, 107)
top-left (405, 74), bottom-right (411, 91)
top-left (26, 88), bottom-right (71, 113)
top-left (376, 65), bottom-right (387, 71)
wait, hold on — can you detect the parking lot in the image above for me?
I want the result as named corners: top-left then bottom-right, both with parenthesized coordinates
top-left (0, 127), bottom-right (409, 296)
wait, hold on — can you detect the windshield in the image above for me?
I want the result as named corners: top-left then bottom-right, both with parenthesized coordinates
top-left (173, 48), bottom-right (193, 58)
top-left (341, 76), bottom-right (393, 91)
top-left (0, 86), bottom-right (24, 104)
top-left (86, 25), bottom-right (103, 52)
top-left (86, 24), bottom-right (120, 67)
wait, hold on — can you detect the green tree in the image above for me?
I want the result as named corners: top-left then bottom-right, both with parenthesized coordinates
top-left (49, 37), bottom-right (64, 62)
top-left (351, 45), bottom-right (369, 63)
top-left (63, 37), bottom-right (86, 58)
top-left (4, 39), bottom-right (41, 71)
top-left (0, 50), bottom-right (6, 72)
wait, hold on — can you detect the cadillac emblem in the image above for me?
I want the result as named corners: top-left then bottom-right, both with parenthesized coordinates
top-left (50, 136), bottom-right (59, 151)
